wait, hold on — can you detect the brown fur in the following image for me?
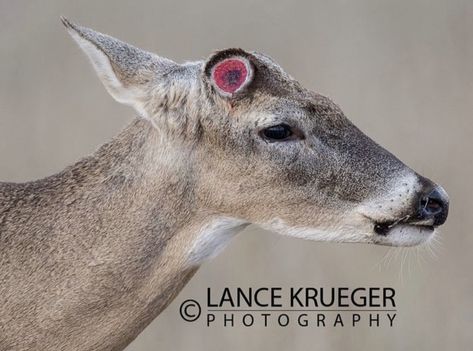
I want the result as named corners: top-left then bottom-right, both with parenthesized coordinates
top-left (0, 19), bottom-right (448, 350)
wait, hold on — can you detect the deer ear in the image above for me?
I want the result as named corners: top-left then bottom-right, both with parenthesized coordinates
top-left (204, 49), bottom-right (255, 98)
top-left (61, 17), bottom-right (178, 119)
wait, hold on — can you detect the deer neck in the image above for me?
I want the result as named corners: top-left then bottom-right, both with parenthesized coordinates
top-left (1, 118), bottom-right (248, 351)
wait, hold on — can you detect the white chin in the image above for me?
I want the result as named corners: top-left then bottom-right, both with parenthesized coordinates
top-left (374, 224), bottom-right (436, 247)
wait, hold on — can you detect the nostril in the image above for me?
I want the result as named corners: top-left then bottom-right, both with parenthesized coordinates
top-left (421, 195), bottom-right (443, 216)
top-left (418, 187), bottom-right (449, 226)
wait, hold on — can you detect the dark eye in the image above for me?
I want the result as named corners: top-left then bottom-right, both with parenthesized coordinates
top-left (259, 124), bottom-right (294, 142)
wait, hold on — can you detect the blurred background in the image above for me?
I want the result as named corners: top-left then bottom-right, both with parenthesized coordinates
top-left (0, 0), bottom-right (471, 350)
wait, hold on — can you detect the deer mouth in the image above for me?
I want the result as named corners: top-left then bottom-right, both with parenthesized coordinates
top-left (373, 219), bottom-right (435, 236)
top-left (370, 216), bottom-right (436, 246)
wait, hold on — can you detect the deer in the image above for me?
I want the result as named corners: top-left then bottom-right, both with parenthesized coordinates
top-left (0, 18), bottom-right (449, 351)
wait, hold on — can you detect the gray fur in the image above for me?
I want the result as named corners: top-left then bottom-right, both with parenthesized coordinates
top-left (0, 19), bottom-right (446, 350)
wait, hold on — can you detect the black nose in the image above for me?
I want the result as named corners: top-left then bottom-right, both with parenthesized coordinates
top-left (417, 185), bottom-right (449, 226)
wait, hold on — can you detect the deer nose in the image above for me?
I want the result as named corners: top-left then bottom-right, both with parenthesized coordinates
top-left (417, 185), bottom-right (449, 226)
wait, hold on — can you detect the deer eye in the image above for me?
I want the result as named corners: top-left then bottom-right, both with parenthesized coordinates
top-left (259, 124), bottom-right (295, 142)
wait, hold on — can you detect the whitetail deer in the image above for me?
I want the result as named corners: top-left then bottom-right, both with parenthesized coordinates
top-left (0, 18), bottom-right (449, 351)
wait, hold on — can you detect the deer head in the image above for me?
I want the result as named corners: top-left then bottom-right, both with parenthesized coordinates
top-left (62, 18), bottom-right (449, 252)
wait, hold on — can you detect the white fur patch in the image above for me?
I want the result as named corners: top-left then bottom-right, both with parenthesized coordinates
top-left (373, 225), bottom-right (436, 246)
top-left (357, 172), bottom-right (420, 222)
top-left (260, 217), bottom-right (371, 244)
top-left (187, 218), bottom-right (248, 265)
top-left (261, 216), bottom-right (434, 247)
